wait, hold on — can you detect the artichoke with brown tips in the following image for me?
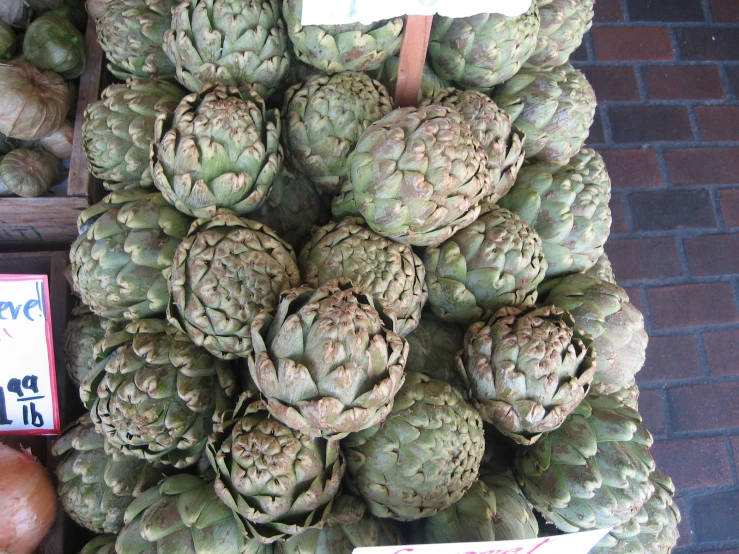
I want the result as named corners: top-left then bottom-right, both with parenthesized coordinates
top-left (528, 0), bottom-right (595, 68)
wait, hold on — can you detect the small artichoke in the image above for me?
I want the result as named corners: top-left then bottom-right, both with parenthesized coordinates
top-left (369, 55), bottom-right (449, 104)
top-left (332, 105), bottom-right (491, 247)
top-left (0, 148), bottom-right (64, 197)
top-left (152, 83), bottom-right (282, 218)
top-left (424, 203), bottom-right (548, 326)
top-left (164, 0), bottom-right (290, 98)
top-left (528, 0), bottom-right (595, 68)
top-left (456, 305), bottom-right (596, 444)
top-left (64, 312), bottom-right (120, 386)
top-left (283, 71), bottom-right (393, 194)
top-left (79, 536), bottom-right (117, 554)
top-left (343, 372), bottom-right (485, 521)
top-left (0, 20), bottom-right (15, 61)
top-left (299, 217), bottom-right (428, 336)
top-left (248, 280), bottom-right (408, 438)
top-left (404, 317), bottom-right (465, 387)
top-left (23, 14), bottom-right (87, 79)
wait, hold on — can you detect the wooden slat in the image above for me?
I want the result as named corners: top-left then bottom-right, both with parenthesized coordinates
top-left (0, 197), bottom-right (88, 248)
top-left (395, 15), bottom-right (434, 108)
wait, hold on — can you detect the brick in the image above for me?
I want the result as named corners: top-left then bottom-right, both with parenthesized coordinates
top-left (677, 28), bottom-right (739, 61)
top-left (684, 234), bottom-right (739, 275)
top-left (719, 189), bottom-right (739, 227)
top-left (610, 107), bottom-right (693, 143)
top-left (692, 490), bottom-right (739, 542)
top-left (586, 107), bottom-right (606, 146)
top-left (623, 287), bottom-right (644, 313)
top-left (669, 381), bottom-right (739, 431)
top-left (636, 389), bottom-right (665, 435)
top-left (609, 195), bottom-right (629, 235)
top-left (580, 67), bottom-right (640, 102)
top-left (639, 335), bottom-right (702, 382)
top-left (570, 42), bottom-right (588, 62)
top-left (650, 438), bottom-right (732, 490)
top-left (728, 66), bottom-right (739, 96)
top-left (696, 106), bottom-right (739, 142)
top-left (600, 149), bottom-right (662, 189)
top-left (606, 238), bottom-right (682, 281)
top-left (595, 0), bottom-right (624, 21)
top-left (710, 0), bottom-right (739, 22)
top-left (703, 330), bottom-right (739, 376)
top-left (592, 28), bottom-right (674, 62)
top-left (643, 66), bottom-right (724, 100)
top-left (627, 0), bottom-right (706, 21)
top-left (674, 497), bottom-right (692, 547)
top-left (732, 435), bottom-right (739, 472)
top-left (665, 148), bottom-right (739, 186)
top-left (648, 283), bottom-right (738, 329)
top-left (630, 189), bottom-right (717, 232)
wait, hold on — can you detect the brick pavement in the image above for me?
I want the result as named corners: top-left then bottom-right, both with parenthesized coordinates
top-left (572, 0), bottom-right (739, 551)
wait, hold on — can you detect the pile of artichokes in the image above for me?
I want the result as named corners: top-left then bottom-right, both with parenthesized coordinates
top-left (58, 0), bottom-right (680, 552)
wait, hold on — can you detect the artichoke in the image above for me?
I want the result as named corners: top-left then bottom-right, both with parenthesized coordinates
top-left (52, 415), bottom-right (165, 534)
top-left (64, 312), bottom-right (119, 386)
top-left (164, 0), bottom-right (290, 98)
top-left (404, 317), bottom-right (464, 387)
top-left (152, 83), bottom-right (282, 218)
top-left (0, 20), bottom-right (15, 60)
top-left (585, 252), bottom-right (617, 284)
top-left (283, 0), bottom-right (403, 73)
top-left (79, 536), bottom-right (117, 554)
top-left (0, 0), bottom-right (31, 28)
top-left (516, 394), bottom-right (656, 533)
top-left (207, 392), bottom-right (345, 543)
top-left (38, 120), bottom-right (74, 159)
top-left (248, 280), bottom-right (407, 438)
top-left (456, 305), bottom-right (595, 444)
top-left (612, 381), bottom-right (640, 411)
top-left (0, 148), bottom-right (64, 197)
top-left (299, 217), bottom-right (427, 336)
top-left (343, 372), bottom-right (485, 521)
top-left (168, 213), bottom-right (301, 359)
top-left (332, 105), bottom-right (491, 247)
top-left (428, 3), bottom-right (541, 90)
top-left (83, 78), bottom-right (185, 190)
top-left (369, 55), bottom-right (449, 104)
top-left (69, 189), bottom-right (193, 321)
top-left (23, 14), bottom-right (86, 79)
top-left (528, 0), bottom-right (595, 68)
top-left (499, 148), bottom-right (612, 278)
top-left (492, 61), bottom-right (596, 166)
top-left (424, 203), bottom-right (548, 326)
top-left (283, 71), bottom-right (393, 194)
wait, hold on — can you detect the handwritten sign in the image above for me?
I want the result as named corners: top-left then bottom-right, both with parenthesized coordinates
top-left (353, 529), bottom-right (612, 554)
top-left (300, 0), bottom-right (532, 25)
top-left (0, 275), bottom-right (59, 435)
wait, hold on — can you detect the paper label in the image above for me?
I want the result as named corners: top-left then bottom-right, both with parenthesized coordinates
top-left (0, 275), bottom-right (59, 435)
top-left (353, 528), bottom-right (612, 554)
top-left (300, 0), bottom-right (532, 25)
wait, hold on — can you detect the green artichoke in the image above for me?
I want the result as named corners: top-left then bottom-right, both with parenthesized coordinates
top-left (516, 394), bottom-right (656, 533)
top-left (79, 536), bottom-right (117, 554)
top-left (612, 381), bottom-right (640, 411)
top-left (152, 83), bottom-right (282, 218)
top-left (343, 372), bottom-right (485, 521)
top-left (83, 78), bottom-right (185, 190)
top-left (168, 213), bottom-right (301, 359)
top-left (585, 252), bottom-right (617, 284)
top-left (52, 415), bottom-right (166, 534)
top-left (456, 305), bottom-right (595, 444)
top-left (164, 0), bottom-right (290, 98)
top-left (492, 62), bottom-right (596, 166)
top-left (404, 317), bottom-right (465, 388)
top-left (207, 392), bottom-right (345, 542)
top-left (424, 203), bottom-right (548, 326)
top-left (369, 55), bottom-right (449, 104)
top-left (299, 217), bottom-right (427, 336)
top-left (498, 148), bottom-right (612, 278)
top-left (283, 0), bottom-right (403, 74)
top-left (0, 147), bottom-right (63, 197)
top-left (248, 280), bottom-right (408, 438)
top-left (528, 0), bottom-right (595, 68)
top-left (0, 20), bottom-right (15, 61)
top-left (283, 71), bottom-right (393, 194)
top-left (332, 105), bottom-right (491, 247)
top-left (69, 189), bottom-right (193, 321)
top-left (64, 312), bottom-right (120, 386)
top-left (428, 3), bottom-right (541, 90)
top-left (81, 318), bottom-right (236, 468)
top-left (23, 14), bottom-right (86, 79)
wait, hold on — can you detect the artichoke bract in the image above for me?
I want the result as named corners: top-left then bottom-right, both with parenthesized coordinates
top-left (69, 189), bottom-right (193, 321)
top-left (80, 536), bottom-right (117, 554)
top-left (168, 213), bottom-right (301, 359)
top-left (64, 312), bottom-right (120, 386)
top-left (152, 83), bottom-right (282, 218)
top-left (424, 203), bottom-right (548, 326)
top-left (0, 20), bottom-right (15, 61)
top-left (456, 305), bottom-right (595, 444)
top-left (428, 3), bottom-right (540, 90)
top-left (23, 14), bottom-right (87, 79)
top-left (0, 148), bottom-right (64, 197)
top-left (404, 317), bottom-right (465, 387)
top-left (299, 217), bottom-right (428, 336)
top-left (332, 105), bottom-right (491, 247)
top-left (83, 78), bottom-right (185, 190)
top-left (369, 55), bottom-right (449, 104)
top-left (528, 0), bottom-right (595, 68)
top-left (499, 148), bottom-right (612, 278)
top-left (283, 0), bottom-right (403, 74)
top-left (585, 252), bottom-right (617, 284)
top-left (164, 0), bottom-right (290, 98)
top-left (343, 372), bottom-right (485, 521)
top-left (207, 392), bottom-right (345, 543)
top-left (283, 71), bottom-right (394, 194)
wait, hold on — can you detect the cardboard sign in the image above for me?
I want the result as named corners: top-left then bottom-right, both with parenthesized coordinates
top-left (353, 529), bottom-right (612, 554)
top-left (300, 0), bottom-right (532, 25)
top-left (0, 275), bottom-right (59, 435)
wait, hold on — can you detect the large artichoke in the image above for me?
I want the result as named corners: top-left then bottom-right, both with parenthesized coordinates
top-left (343, 372), bottom-right (485, 521)
top-left (23, 14), bottom-right (87, 79)
top-left (528, 0), bottom-right (595, 68)
top-left (332, 105), bottom-right (491, 247)
top-left (424, 203), bottom-right (548, 326)
top-left (456, 305), bottom-right (595, 444)
top-left (151, 83), bottom-right (282, 218)
top-left (164, 0), bottom-right (290, 98)
top-left (299, 217), bottom-right (427, 336)
top-left (282, 0), bottom-right (403, 74)
top-left (404, 317), bottom-right (464, 388)
top-left (83, 78), bottom-right (185, 190)
top-left (283, 71), bottom-right (393, 194)
top-left (64, 312), bottom-right (120, 386)
top-left (248, 280), bottom-right (407, 438)
top-left (168, 213), bottom-right (301, 359)
top-left (428, 3), bottom-right (540, 90)
top-left (369, 55), bottom-right (449, 104)
top-left (69, 189), bottom-right (192, 321)
top-left (499, 148), bottom-right (612, 278)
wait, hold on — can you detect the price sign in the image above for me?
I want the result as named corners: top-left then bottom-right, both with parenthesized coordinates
top-left (0, 275), bottom-right (59, 435)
